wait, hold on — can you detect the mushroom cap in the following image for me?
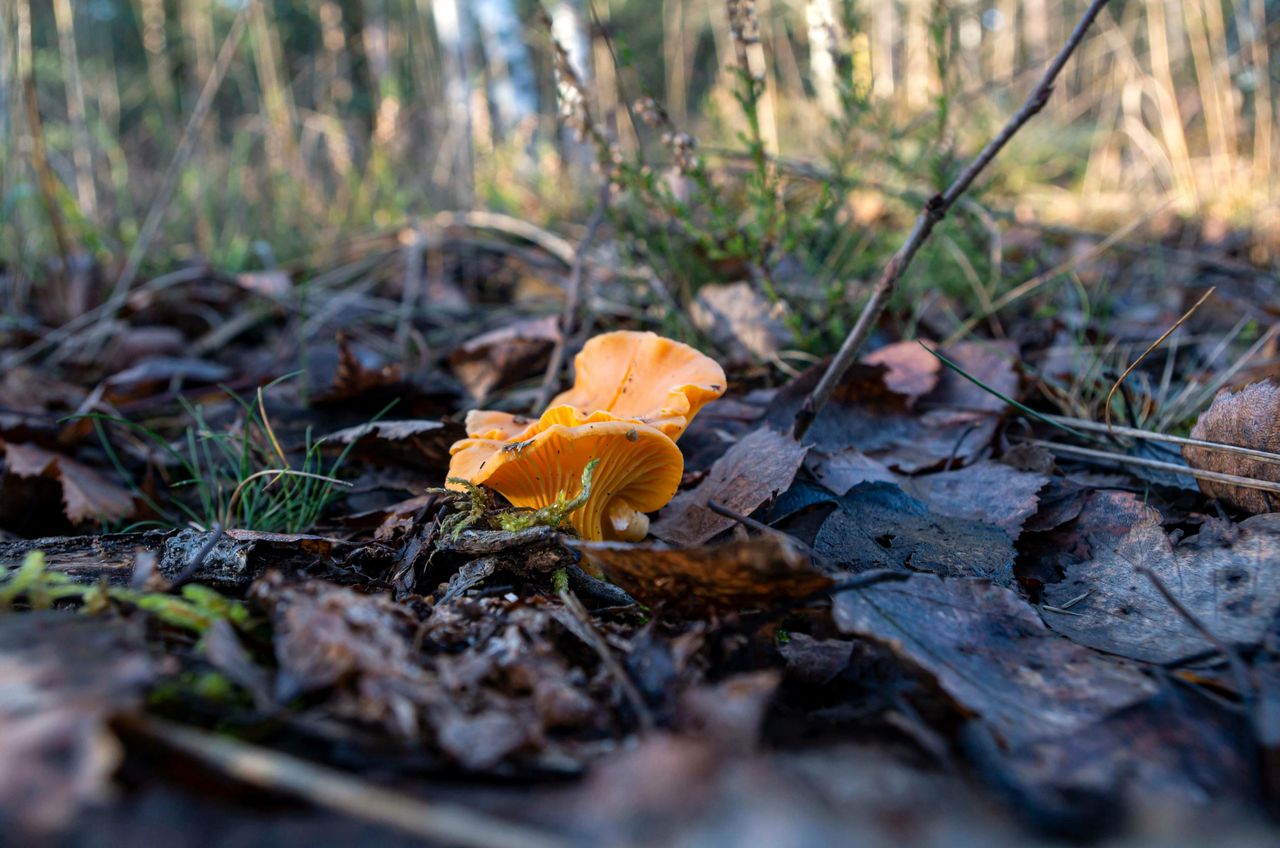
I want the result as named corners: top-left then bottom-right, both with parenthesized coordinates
top-left (549, 331), bottom-right (726, 440)
top-left (448, 407), bottom-right (682, 541)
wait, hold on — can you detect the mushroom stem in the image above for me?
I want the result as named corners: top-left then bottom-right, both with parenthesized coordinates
top-left (605, 499), bottom-right (649, 542)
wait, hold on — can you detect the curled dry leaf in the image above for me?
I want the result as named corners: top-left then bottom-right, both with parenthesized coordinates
top-left (312, 335), bottom-right (405, 404)
top-left (448, 315), bottom-right (560, 401)
top-left (1183, 380), bottom-right (1280, 514)
top-left (577, 534), bottom-right (831, 615)
top-left (2, 441), bottom-right (134, 524)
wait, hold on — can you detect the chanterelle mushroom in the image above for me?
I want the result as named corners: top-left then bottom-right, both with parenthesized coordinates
top-left (447, 331), bottom-right (726, 541)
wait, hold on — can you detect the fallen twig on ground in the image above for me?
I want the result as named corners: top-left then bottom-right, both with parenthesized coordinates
top-left (127, 717), bottom-right (572, 848)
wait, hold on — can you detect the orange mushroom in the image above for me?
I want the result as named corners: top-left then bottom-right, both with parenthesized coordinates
top-left (446, 331), bottom-right (725, 541)
top-left (549, 330), bottom-right (726, 440)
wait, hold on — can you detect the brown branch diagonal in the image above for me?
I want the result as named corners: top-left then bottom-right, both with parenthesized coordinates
top-left (794, 0), bottom-right (1112, 439)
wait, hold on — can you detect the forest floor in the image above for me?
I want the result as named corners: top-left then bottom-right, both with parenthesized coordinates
top-left (2, 210), bottom-right (1280, 847)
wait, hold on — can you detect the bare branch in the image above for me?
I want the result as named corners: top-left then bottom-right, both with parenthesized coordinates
top-left (794, 0), bottom-right (1112, 439)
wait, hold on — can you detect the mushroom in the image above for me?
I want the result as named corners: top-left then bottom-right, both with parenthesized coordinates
top-left (447, 331), bottom-right (726, 541)
top-left (548, 330), bottom-right (726, 440)
top-left (448, 410), bottom-right (683, 541)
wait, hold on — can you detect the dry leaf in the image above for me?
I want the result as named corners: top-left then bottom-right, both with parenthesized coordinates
top-left (1043, 509), bottom-right (1280, 664)
top-left (324, 418), bottom-right (460, 473)
top-left (1183, 380), bottom-right (1280, 514)
top-left (577, 534), bottom-right (830, 614)
top-left (766, 341), bottom-right (1018, 474)
top-left (315, 334), bottom-right (405, 403)
top-left (814, 482), bottom-right (1015, 582)
top-left (833, 574), bottom-right (1156, 745)
top-left (804, 447), bottom-right (897, 496)
top-left (448, 315), bottom-right (560, 400)
top-left (2, 441), bottom-right (135, 524)
top-left (651, 427), bottom-right (807, 546)
top-left (863, 340), bottom-right (940, 404)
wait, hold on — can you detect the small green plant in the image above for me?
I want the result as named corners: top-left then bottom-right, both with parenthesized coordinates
top-left (0, 550), bottom-right (252, 637)
top-left (434, 459), bottom-right (601, 539)
top-left (84, 376), bottom-right (379, 533)
top-left (549, 0), bottom-right (999, 361)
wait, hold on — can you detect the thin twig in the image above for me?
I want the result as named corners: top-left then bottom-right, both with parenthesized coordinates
top-left (794, 0), bottom-right (1112, 439)
top-left (128, 717), bottom-right (571, 848)
top-left (1023, 437), bottom-right (1280, 496)
top-left (533, 181), bottom-right (611, 412)
top-left (167, 523), bottom-right (225, 591)
top-left (707, 499), bottom-right (784, 539)
top-left (1104, 286), bottom-right (1215, 433)
top-left (1045, 414), bottom-right (1280, 466)
top-left (557, 586), bottom-right (655, 733)
top-left (429, 210), bottom-right (577, 267)
top-left (1133, 566), bottom-right (1254, 709)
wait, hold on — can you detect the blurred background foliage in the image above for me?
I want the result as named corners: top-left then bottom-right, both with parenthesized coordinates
top-left (1, 0), bottom-right (1277, 298)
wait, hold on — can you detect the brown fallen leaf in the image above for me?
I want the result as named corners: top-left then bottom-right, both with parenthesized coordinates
top-left (448, 315), bottom-right (560, 401)
top-left (651, 426), bottom-right (807, 546)
top-left (862, 339), bottom-right (941, 404)
top-left (313, 334), bottom-right (405, 404)
top-left (1042, 508), bottom-right (1280, 664)
top-left (1183, 379), bottom-right (1280, 514)
top-left (249, 572), bottom-right (433, 735)
top-left (2, 441), bottom-right (135, 524)
top-left (576, 534), bottom-right (830, 615)
top-left (0, 614), bottom-right (156, 834)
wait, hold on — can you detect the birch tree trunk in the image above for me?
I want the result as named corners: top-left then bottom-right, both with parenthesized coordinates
top-left (805, 0), bottom-right (841, 117)
top-left (52, 0), bottom-right (96, 219)
top-left (428, 0), bottom-right (475, 203)
top-left (549, 0), bottom-right (593, 166)
top-left (471, 0), bottom-right (539, 137)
